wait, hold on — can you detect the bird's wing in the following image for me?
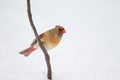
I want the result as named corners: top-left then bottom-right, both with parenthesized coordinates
top-left (31, 33), bottom-right (44, 46)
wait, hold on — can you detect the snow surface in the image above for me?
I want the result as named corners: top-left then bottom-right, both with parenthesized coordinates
top-left (0, 0), bottom-right (120, 80)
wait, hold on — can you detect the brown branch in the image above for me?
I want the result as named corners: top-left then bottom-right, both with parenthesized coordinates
top-left (26, 0), bottom-right (52, 79)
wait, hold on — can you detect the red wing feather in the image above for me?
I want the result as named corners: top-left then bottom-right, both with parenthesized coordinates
top-left (31, 33), bottom-right (44, 46)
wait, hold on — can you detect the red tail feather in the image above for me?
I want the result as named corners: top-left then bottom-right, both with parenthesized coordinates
top-left (19, 46), bottom-right (36, 57)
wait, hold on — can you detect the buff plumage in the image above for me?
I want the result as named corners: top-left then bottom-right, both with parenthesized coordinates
top-left (19, 25), bottom-right (66, 57)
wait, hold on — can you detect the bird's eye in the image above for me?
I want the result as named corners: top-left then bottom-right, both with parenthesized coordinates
top-left (59, 28), bottom-right (62, 31)
top-left (59, 28), bottom-right (64, 31)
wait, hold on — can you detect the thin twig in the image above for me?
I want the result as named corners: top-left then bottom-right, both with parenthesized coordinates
top-left (26, 0), bottom-right (52, 79)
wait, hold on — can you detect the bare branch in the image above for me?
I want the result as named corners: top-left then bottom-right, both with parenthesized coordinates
top-left (26, 0), bottom-right (52, 79)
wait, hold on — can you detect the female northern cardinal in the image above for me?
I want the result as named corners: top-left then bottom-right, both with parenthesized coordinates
top-left (19, 25), bottom-right (66, 57)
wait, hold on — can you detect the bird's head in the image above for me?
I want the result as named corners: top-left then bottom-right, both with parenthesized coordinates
top-left (49, 25), bottom-right (66, 38)
top-left (55, 25), bottom-right (66, 34)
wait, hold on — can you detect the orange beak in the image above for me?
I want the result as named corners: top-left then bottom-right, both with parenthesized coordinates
top-left (61, 29), bottom-right (66, 34)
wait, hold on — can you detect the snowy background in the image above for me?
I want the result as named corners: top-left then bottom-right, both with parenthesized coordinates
top-left (0, 0), bottom-right (120, 80)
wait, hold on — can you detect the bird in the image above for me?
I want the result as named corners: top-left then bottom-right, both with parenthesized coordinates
top-left (19, 25), bottom-right (66, 57)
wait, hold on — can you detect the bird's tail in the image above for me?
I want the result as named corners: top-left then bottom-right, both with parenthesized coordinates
top-left (19, 46), bottom-right (36, 57)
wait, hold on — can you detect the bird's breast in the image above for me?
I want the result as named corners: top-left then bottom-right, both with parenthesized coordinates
top-left (33, 32), bottom-right (61, 50)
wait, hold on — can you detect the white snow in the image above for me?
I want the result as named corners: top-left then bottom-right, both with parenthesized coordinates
top-left (0, 0), bottom-right (120, 80)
